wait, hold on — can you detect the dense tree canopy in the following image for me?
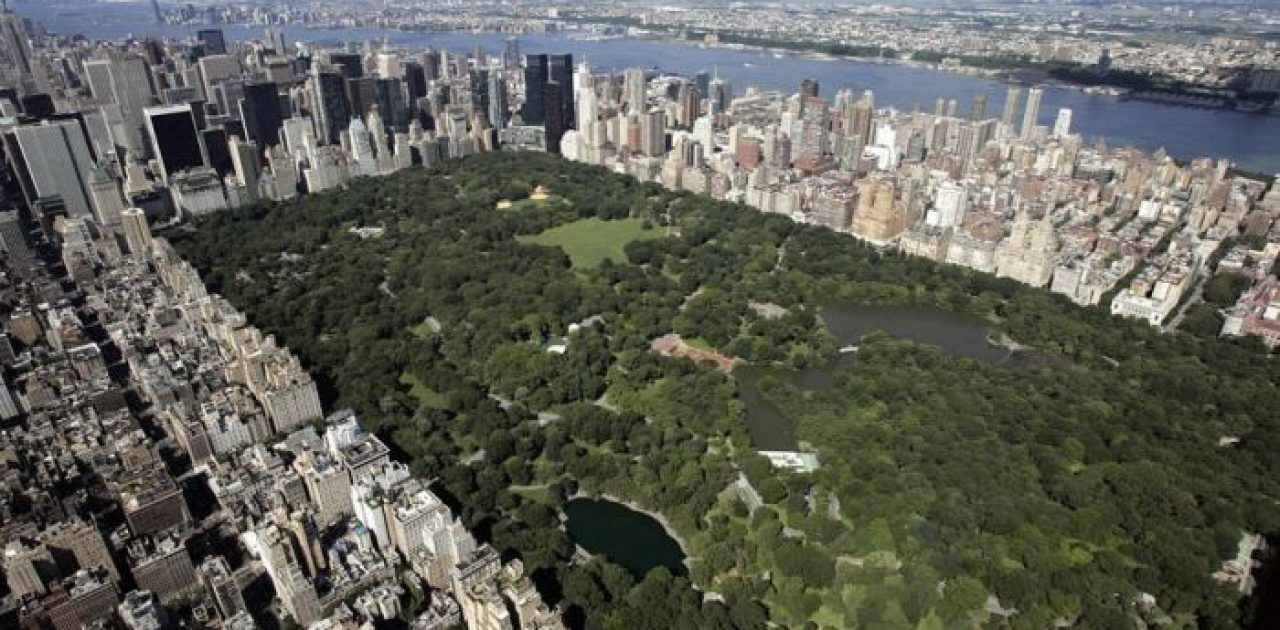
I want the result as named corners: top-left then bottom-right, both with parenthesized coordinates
top-left (170, 152), bottom-right (1280, 629)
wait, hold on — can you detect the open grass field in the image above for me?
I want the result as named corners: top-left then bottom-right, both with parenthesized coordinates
top-left (398, 372), bottom-right (448, 409)
top-left (517, 217), bottom-right (662, 269)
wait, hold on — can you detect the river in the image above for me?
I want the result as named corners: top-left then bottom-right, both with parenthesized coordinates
top-left (17, 1), bottom-right (1280, 174)
top-left (562, 497), bottom-right (687, 578)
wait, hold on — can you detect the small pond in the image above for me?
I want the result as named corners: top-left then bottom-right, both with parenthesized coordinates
top-left (564, 497), bottom-right (687, 578)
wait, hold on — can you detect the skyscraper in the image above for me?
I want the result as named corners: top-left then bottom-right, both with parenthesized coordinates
top-left (127, 536), bottom-right (196, 602)
top-left (198, 556), bottom-right (246, 621)
top-left (522, 54), bottom-right (548, 125)
top-left (1021, 87), bottom-right (1044, 139)
top-left (1001, 86), bottom-right (1022, 127)
top-left (82, 60), bottom-right (114, 103)
top-left (197, 29), bottom-right (227, 56)
top-left (329, 53), bottom-right (364, 79)
top-left (575, 80), bottom-right (598, 145)
top-left (3, 539), bottom-right (54, 598)
top-left (846, 97), bottom-right (874, 146)
top-left (311, 69), bottom-right (351, 144)
top-left (150, 0), bottom-right (163, 23)
top-left (472, 69), bottom-right (491, 124)
top-left (5, 118), bottom-right (98, 218)
top-left (503, 38), bottom-right (520, 70)
top-left (421, 50), bottom-right (441, 82)
top-left (144, 104), bottom-right (206, 182)
top-left (544, 81), bottom-right (565, 153)
top-left (708, 76), bottom-right (731, 115)
top-left (200, 127), bottom-right (233, 177)
top-left (240, 82), bottom-right (283, 148)
top-left (403, 61), bottom-right (428, 113)
top-left (0, 208), bottom-right (34, 272)
top-left (800, 78), bottom-right (820, 99)
top-left (105, 55), bottom-right (156, 153)
top-left (487, 70), bottom-right (508, 131)
top-left (624, 68), bottom-right (646, 115)
top-left (0, 10), bottom-right (33, 90)
top-left (549, 54), bottom-right (574, 131)
top-left (1053, 108), bottom-right (1073, 138)
top-left (266, 28), bottom-right (287, 55)
top-left (375, 78), bottom-right (408, 131)
top-left (694, 71), bottom-right (710, 102)
top-left (970, 93), bottom-right (988, 121)
top-left (677, 83), bottom-right (700, 128)
top-left (198, 54), bottom-right (242, 107)
top-left (120, 207), bottom-right (152, 258)
top-left (346, 76), bottom-right (377, 119)
top-left (229, 136), bottom-right (261, 191)
top-left (640, 109), bottom-right (666, 157)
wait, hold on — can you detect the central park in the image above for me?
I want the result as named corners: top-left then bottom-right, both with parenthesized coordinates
top-left (169, 151), bottom-right (1280, 629)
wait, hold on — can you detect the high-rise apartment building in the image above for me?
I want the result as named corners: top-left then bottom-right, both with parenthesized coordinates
top-left (4, 539), bottom-right (55, 597)
top-left (1053, 107), bottom-right (1073, 138)
top-left (120, 207), bottom-right (152, 258)
top-left (800, 77), bottom-right (820, 99)
top-left (41, 519), bottom-right (119, 583)
top-left (118, 470), bottom-right (190, 536)
top-left (198, 556), bottom-right (246, 620)
top-left (971, 93), bottom-right (988, 121)
top-left (126, 536), bottom-right (196, 602)
top-left (1001, 86), bottom-right (1022, 127)
top-left (45, 570), bottom-right (120, 630)
top-left (1020, 87), bottom-right (1043, 139)
top-left (640, 109), bottom-right (666, 157)
top-left (624, 68), bottom-right (646, 115)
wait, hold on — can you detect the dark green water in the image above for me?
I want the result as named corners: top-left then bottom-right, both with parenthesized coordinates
top-left (564, 497), bottom-right (687, 577)
top-left (821, 304), bottom-right (1011, 363)
top-left (736, 304), bottom-right (1021, 451)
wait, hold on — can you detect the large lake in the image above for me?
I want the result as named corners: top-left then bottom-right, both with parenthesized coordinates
top-left (736, 304), bottom-right (1022, 451)
top-left (19, 0), bottom-right (1280, 174)
top-left (563, 497), bottom-right (687, 578)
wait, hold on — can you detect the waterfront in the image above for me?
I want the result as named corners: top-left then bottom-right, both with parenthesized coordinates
top-left (562, 497), bottom-right (688, 578)
top-left (20, 1), bottom-right (1280, 174)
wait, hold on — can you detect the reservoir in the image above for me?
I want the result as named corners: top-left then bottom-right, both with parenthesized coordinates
top-left (737, 304), bottom-right (1019, 451)
top-left (563, 497), bottom-right (687, 578)
top-left (22, 2), bottom-right (1280, 173)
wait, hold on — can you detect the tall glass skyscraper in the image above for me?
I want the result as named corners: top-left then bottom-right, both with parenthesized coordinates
top-left (522, 54), bottom-right (548, 125)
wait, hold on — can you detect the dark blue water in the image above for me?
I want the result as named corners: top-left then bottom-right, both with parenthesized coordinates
top-left (563, 497), bottom-right (687, 578)
top-left (20, 1), bottom-right (1280, 174)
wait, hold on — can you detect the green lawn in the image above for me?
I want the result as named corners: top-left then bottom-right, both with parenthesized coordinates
top-left (510, 196), bottom-right (563, 210)
top-left (398, 372), bottom-right (448, 409)
top-left (517, 217), bottom-right (662, 269)
top-left (509, 484), bottom-right (554, 505)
